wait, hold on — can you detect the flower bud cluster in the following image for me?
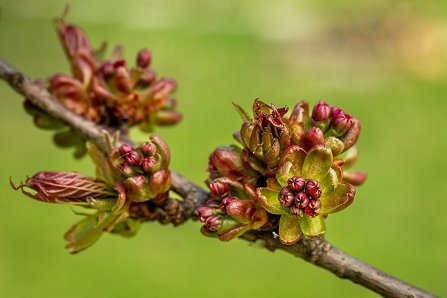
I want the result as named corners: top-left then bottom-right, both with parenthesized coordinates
top-left (311, 101), bottom-right (355, 137)
top-left (201, 98), bottom-right (365, 244)
top-left (109, 135), bottom-right (171, 203)
top-left (199, 178), bottom-right (269, 241)
top-left (44, 16), bottom-right (182, 132)
top-left (12, 135), bottom-right (172, 253)
top-left (280, 177), bottom-right (322, 217)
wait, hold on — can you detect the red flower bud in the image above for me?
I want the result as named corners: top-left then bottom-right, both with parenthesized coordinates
top-left (126, 151), bottom-right (142, 166)
top-left (308, 199), bottom-right (321, 211)
top-left (142, 157), bottom-right (157, 173)
top-left (142, 142), bottom-right (156, 156)
top-left (294, 191), bottom-right (310, 208)
top-left (220, 197), bottom-right (236, 213)
top-left (332, 113), bottom-right (353, 136)
top-left (210, 181), bottom-right (229, 197)
top-left (280, 188), bottom-right (295, 207)
top-left (305, 206), bottom-right (318, 217)
top-left (206, 216), bottom-right (223, 231)
top-left (224, 199), bottom-right (256, 224)
top-left (197, 207), bottom-right (217, 222)
top-left (136, 49), bottom-right (152, 68)
top-left (331, 106), bottom-right (343, 118)
top-left (300, 127), bottom-right (325, 152)
top-left (99, 62), bottom-right (114, 79)
top-left (312, 101), bottom-right (331, 122)
top-left (113, 59), bottom-right (126, 69)
top-left (119, 144), bottom-right (134, 156)
top-left (287, 176), bottom-right (306, 192)
top-left (305, 180), bottom-right (322, 199)
top-left (119, 161), bottom-right (136, 177)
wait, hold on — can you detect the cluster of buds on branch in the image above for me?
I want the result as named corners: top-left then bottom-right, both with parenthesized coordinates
top-left (11, 135), bottom-right (172, 253)
top-left (24, 11), bottom-right (181, 157)
top-left (201, 99), bottom-right (366, 244)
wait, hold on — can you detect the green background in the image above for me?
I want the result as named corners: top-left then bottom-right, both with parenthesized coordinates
top-left (1, 1), bottom-right (446, 297)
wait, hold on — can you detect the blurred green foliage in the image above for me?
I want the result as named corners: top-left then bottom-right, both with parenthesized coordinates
top-left (1, 0), bottom-right (447, 297)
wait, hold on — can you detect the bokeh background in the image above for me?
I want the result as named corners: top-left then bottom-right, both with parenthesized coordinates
top-left (1, 0), bottom-right (447, 297)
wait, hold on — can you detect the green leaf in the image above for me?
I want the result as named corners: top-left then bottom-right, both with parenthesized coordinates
top-left (300, 214), bottom-right (326, 239)
top-left (256, 187), bottom-right (283, 215)
top-left (276, 146), bottom-right (306, 186)
top-left (302, 145), bottom-right (333, 180)
top-left (64, 212), bottom-right (115, 254)
top-left (232, 102), bottom-right (252, 122)
top-left (279, 214), bottom-right (303, 245)
top-left (319, 168), bottom-right (338, 194)
top-left (87, 142), bottom-right (115, 186)
top-left (320, 183), bottom-right (356, 215)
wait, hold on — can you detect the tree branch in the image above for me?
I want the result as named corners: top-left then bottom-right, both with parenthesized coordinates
top-left (0, 59), bottom-right (436, 298)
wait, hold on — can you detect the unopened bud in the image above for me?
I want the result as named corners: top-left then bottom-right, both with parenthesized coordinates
top-left (280, 188), bottom-right (295, 207)
top-left (305, 180), bottom-right (322, 199)
top-left (312, 101), bottom-right (331, 122)
top-left (142, 142), bottom-right (156, 156)
top-left (206, 216), bottom-right (223, 231)
top-left (332, 113), bottom-right (353, 136)
top-left (210, 181), bottom-right (229, 197)
top-left (197, 207), bottom-right (217, 222)
top-left (301, 127), bottom-right (325, 152)
top-left (124, 175), bottom-right (150, 202)
top-left (136, 49), bottom-right (152, 68)
top-left (287, 176), bottom-right (305, 192)
top-left (119, 144), bottom-right (134, 156)
top-left (220, 197), bottom-right (236, 213)
top-left (126, 151), bottom-right (142, 166)
top-left (305, 206), bottom-right (318, 217)
top-left (119, 161), bottom-right (136, 177)
top-left (331, 106), bottom-right (343, 118)
top-left (142, 157), bottom-right (157, 173)
top-left (294, 192), bottom-right (310, 208)
top-left (99, 62), bottom-right (114, 79)
top-left (225, 199), bottom-right (256, 224)
top-left (308, 199), bottom-right (321, 211)
top-left (113, 59), bottom-right (126, 69)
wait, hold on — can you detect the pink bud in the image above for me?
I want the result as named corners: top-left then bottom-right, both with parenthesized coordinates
top-left (140, 69), bottom-right (156, 85)
top-left (220, 197), bottom-right (236, 213)
top-left (119, 161), bottom-right (136, 177)
top-left (305, 206), bottom-right (318, 217)
top-left (136, 49), bottom-right (152, 68)
top-left (294, 192), bottom-right (310, 208)
top-left (280, 188), bottom-right (294, 207)
top-left (312, 101), bottom-right (331, 122)
top-left (309, 199), bottom-right (321, 210)
top-left (99, 62), bottom-right (114, 79)
top-left (197, 207), bottom-right (216, 221)
top-left (119, 144), bottom-right (134, 156)
top-left (113, 59), bottom-right (126, 69)
top-left (305, 180), bottom-right (322, 199)
top-left (126, 151), bottom-right (142, 166)
top-left (206, 216), bottom-right (223, 231)
top-left (142, 157), bottom-right (157, 173)
top-left (331, 107), bottom-right (343, 118)
top-left (142, 142), bottom-right (157, 156)
top-left (301, 127), bottom-right (325, 152)
top-left (332, 113), bottom-right (353, 136)
top-left (287, 176), bottom-right (305, 192)
top-left (210, 181), bottom-right (229, 197)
